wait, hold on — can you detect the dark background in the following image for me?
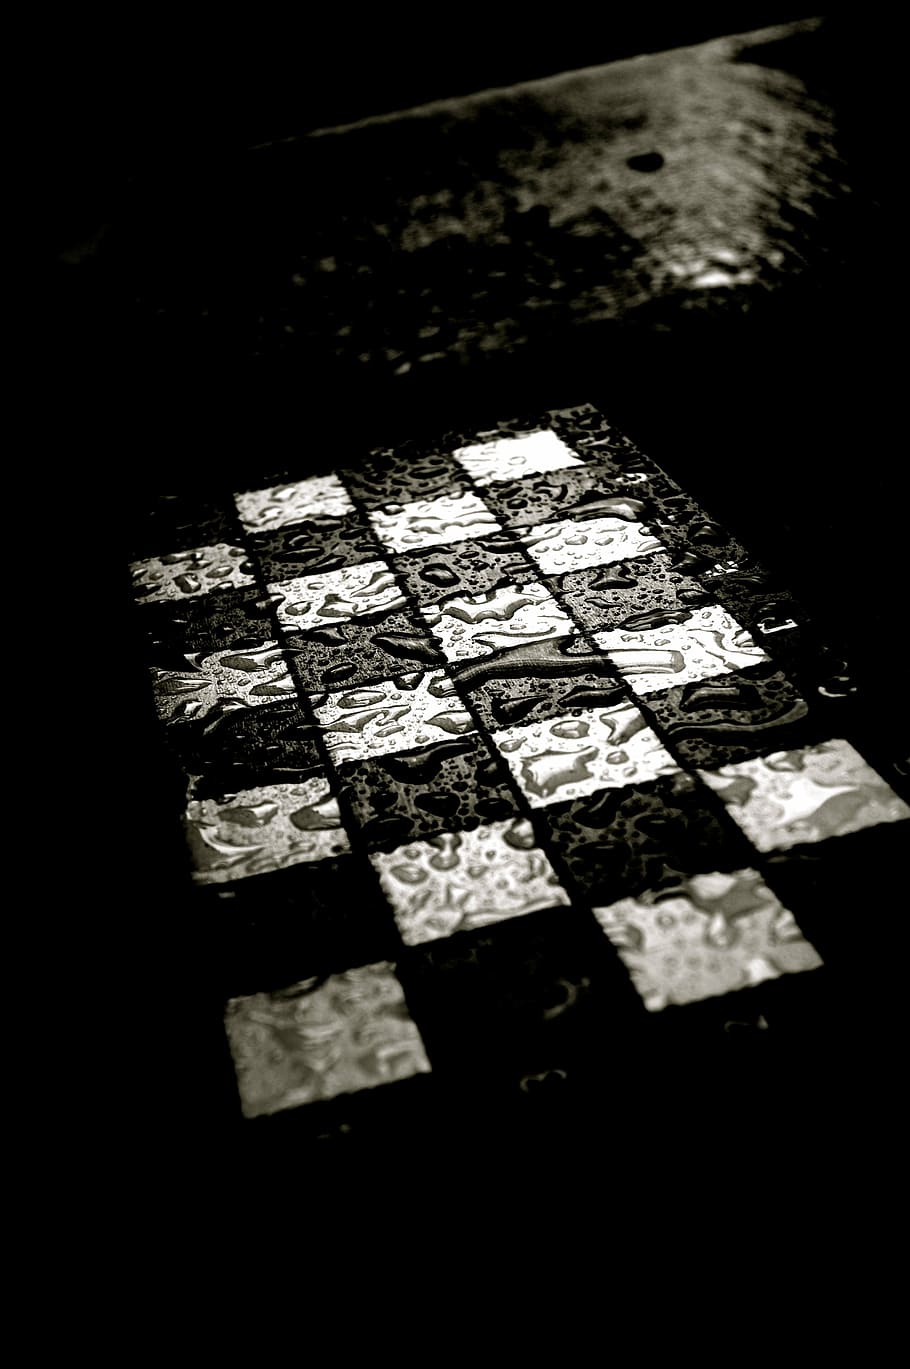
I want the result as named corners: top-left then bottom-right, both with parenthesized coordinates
top-left (49, 5), bottom-right (818, 252)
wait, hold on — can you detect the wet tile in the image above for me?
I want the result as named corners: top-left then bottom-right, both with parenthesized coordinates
top-left (592, 868), bottom-right (823, 1012)
top-left (592, 603), bottom-right (769, 697)
top-left (367, 491), bottom-right (501, 554)
top-left (540, 772), bottom-right (746, 905)
top-left (130, 543), bottom-right (256, 603)
top-left (581, 466), bottom-right (705, 535)
top-left (201, 855), bottom-right (402, 997)
top-left (481, 465), bottom-right (650, 529)
top-left (269, 559), bottom-right (406, 634)
top-left (234, 474), bottom-right (355, 532)
top-left (547, 404), bottom-right (646, 463)
top-left (552, 552), bottom-right (710, 632)
top-left (311, 669), bottom-right (475, 766)
top-left (151, 642), bottom-right (295, 724)
top-left (165, 697), bottom-right (324, 800)
top-left (641, 662), bottom-right (811, 768)
top-left (649, 512), bottom-right (746, 566)
top-left (523, 516), bottom-right (664, 576)
top-left (759, 821), bottom-right (909, 971)
top-left (420, 581), bottom-right (577, 662)
top-left (698, 739), bottom-right (910, 853)
top-left (125, 492), bottom-right (241, 561)
top-left (286, 609), bottom-right (442, 691)
top-left (249, 512), bottom-right (383, 580)
top-left (370, 817), bottom-right (570, 946)
top-left (452, 429), bottom-right (584, 485)
top-left (341, 445), bottom-right (470, 507)
top-left (140, 585), bottom-right (280, 666)
top-left (392, 531), bottom-right (538, 607)
top-left (397, 905), bottom-right (621, 1083)
top-left (224, 963), bottom-right (432, 1118)
top-left (185, 776), bottom-right (350, 884)
top-left (337, 733), bottom-right (519, 849)
top-left (492, 702), bottom-right (679, 807)
top-left (450, 634), bottom-right (627, 730)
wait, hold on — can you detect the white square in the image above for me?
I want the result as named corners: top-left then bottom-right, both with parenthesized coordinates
top-left (312, 669), bottom-right (475, 765)
top-left (368, 491), bottom-right (501, 553)
top-left (371, 817), bottom-right (570, 945)
top-left (452, 430), bottom-right (584, 485)
top-left (524, 517), bottom-right (663, 575)
top-left (224, 963), bottom-right (431, 1118)
top-left (492, 702), bottom-right (679, 807)
top-left (130, 543), bottom-right (255, 603)
top-left (592, 603), bottom-right (769, 696)
top-left (592, 868), bottom-right (823, 1012)
top-left (152, 642), bottom-right (295, 723)
top-left (420, 581), bottom-right (578, 662)
top-left (698, 739), bottom-right (910, 852)
top-left (234, 474), bottom-right (354, 531)
top-left (185, 777), bottom-right (350, 884)
top-left (269, 561), bottom-right (406, 632)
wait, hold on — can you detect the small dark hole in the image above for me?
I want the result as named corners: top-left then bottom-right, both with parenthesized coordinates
top-left (626, 151), bottom-right (664, 173)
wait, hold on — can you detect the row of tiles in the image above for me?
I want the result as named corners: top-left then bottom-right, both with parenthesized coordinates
top-left (188, 737), bottom-right (910, 904)
top-left (223, 855), bottom-right (828, 1119)
top-left (150, 597), bottom-right (774, 715)
top-left (129, 503), bottom-right (666, 602)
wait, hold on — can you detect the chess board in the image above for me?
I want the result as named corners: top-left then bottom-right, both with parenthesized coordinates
top-left (126, 402), bottom-right (910, 1143)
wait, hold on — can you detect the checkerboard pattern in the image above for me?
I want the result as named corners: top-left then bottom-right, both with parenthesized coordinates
top-left (128, 403), bottom-right (910, 1126)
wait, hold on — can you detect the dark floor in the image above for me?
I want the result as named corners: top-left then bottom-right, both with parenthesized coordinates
top-left (48, 13), bottom-right (904, 1213)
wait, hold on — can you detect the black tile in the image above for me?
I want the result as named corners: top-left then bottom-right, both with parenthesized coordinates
top-left (480, 461), bottom-right (639, 527)
top-left (548, 405), bottom-right (645, 464)
top-left (164, 697), bottom-right (325, 798)
top-left (760, 821), bottom-right (910, 981)
top-left (138, 585), bottom-right (280, 667)
top-left (125, 492), bottom-right (242, 561)
top-left (537, 771), bottom-right (750, 905)
top-left (396, 905), bottom-right (639, 1086)
top-left (551, 550), bottom-right (710, 633)
top-left (251, 512), bottom-right (383, 580)
top-left (639, 661), bottom-right (815, 768)
top-left (340, 445), bottom-right (469, 507)
top-left (392, 529), bottom-right (537, 606)
top-left (336, 733), bottom-right (519, 850)
top-left (285, 608), bottom-right (442, 690)
top-left (199, 855), bottom-right (401, 997)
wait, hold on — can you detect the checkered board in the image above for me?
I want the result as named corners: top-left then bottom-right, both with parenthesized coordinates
top-left (127, 402), bottom-right (910, 1132)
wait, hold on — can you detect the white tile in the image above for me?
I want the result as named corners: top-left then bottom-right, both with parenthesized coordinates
top-left (371, 817), bottom-right (570, 945)
top-left (524, 516), bottom-right (663, 575)
top-left (312, 669), bottom-right (475, 765)
top-left (368, 491), bottom-right (501, 553)
top-left (225, 963), bottom-right (431, 1118)
top-left (185, 777), bottom-right (350, 884)
top-left (151, 642), bottom-right (294, 723)
top-left (452, 429), bottom-right (584, 485)
top-left (234, 474), bottom-right (354, 531)
top-left (420, 581), bottom-right (577, 662)
top-left (698, 739), bottom-right (910, 852)
top-left (592, 602), bottom-right (769, 696)
top-left (269, 560), bottom-right (406, 632)
top-left (130, 543), bottom-right (255, 603)
top-left (592, 868), bottom-right (823, 1011)
top-left (492, 702), bottom-right (679, 807)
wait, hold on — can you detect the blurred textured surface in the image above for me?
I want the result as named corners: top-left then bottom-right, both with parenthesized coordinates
top-left (73, 18), bottom-right (864, 373)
